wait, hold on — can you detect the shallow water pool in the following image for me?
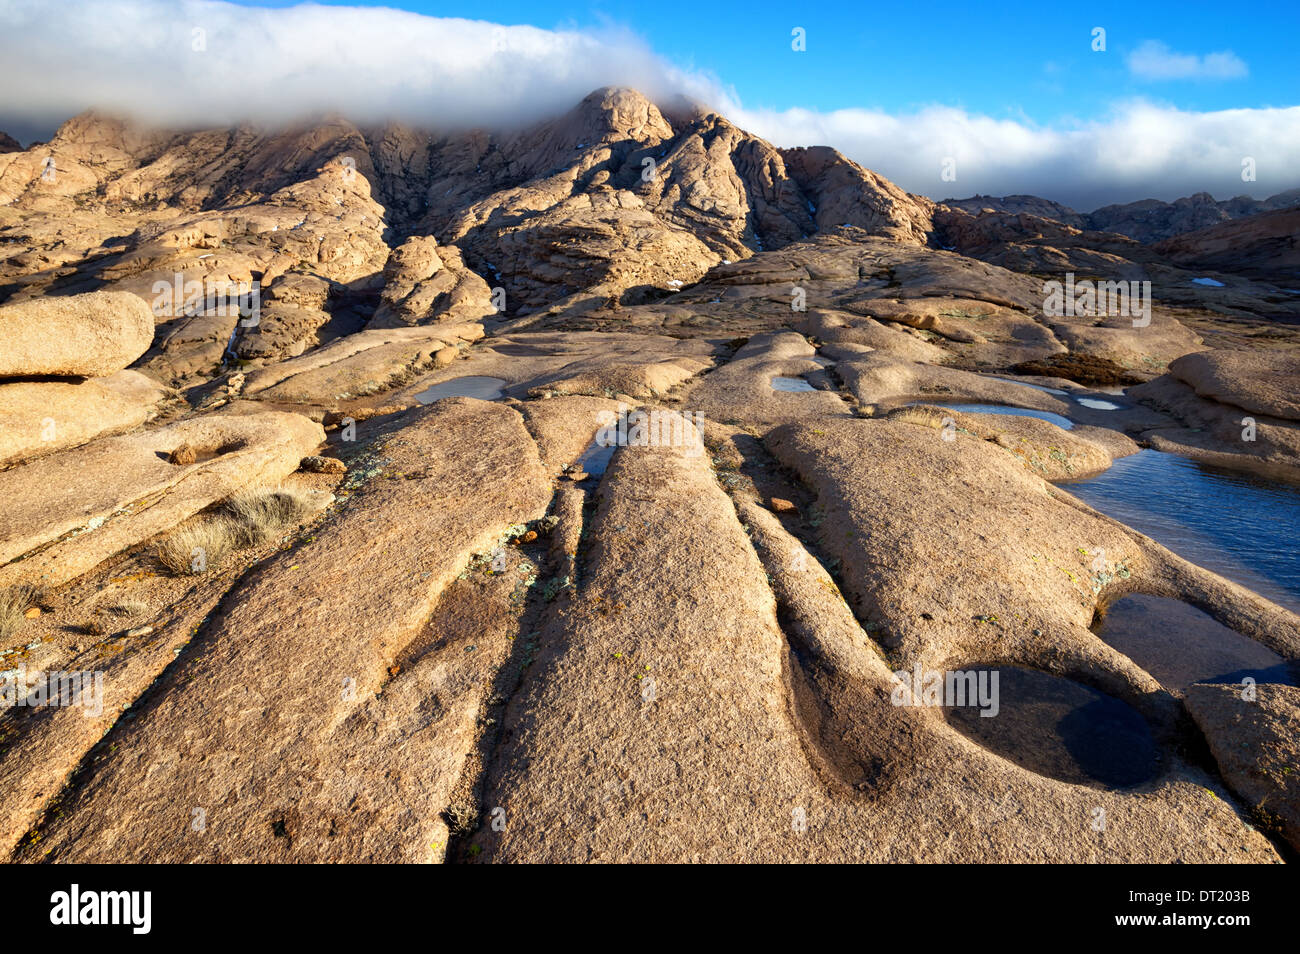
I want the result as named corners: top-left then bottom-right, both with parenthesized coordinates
top-left (771, 376), bottom-right (818, 392)
top-left (1075, 397), bottom-right (1122, 411)
top-left (943, 665), bottom-right (1160, 788)
top-left (1061, 450), bottom-right (1300, 612)
top-left (1094, 594), bottom-right (1294, 693)
top-left (415, 376), bottom-right (507, 403)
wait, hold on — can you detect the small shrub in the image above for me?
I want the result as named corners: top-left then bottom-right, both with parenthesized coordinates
top-left (169, 443), bottom-right (199, 465)
top-left (80, 616), bottom-right (109, 637)
top-left (443, 802), bottom-right (478, 836)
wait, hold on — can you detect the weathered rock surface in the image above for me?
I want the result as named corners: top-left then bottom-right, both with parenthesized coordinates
top-left (1130, 363), bottom-right (1300, 478)
top-left (467, 413), bottom-right (1283, 862)
top-left (1185, 682), bottom-right (1300, 851)
top-left (241, 322), bottom-right (483, 406)
top-left (0, 370), bottom-right (166, 466)
top-left (14, 399), bottom-right (552, 861)
top-left (684, 331), bottom-right (850, 429)
top-left (1168, 349), bottom-right (1300, 421)
top-left (0, 411), bottom-right (323, 590)
top-left (388, 331), bottom-right (714, 405)
top-left (0, 290), bottom-right (155, 377)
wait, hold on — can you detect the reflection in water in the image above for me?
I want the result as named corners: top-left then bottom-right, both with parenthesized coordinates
top-left (908, 402), bottom-right (1075, 430)
top-left (1061, 450), bottom-right (1300, 612)
top-left (944, 666), bottom-right (1160, 787)
top-left (1094, 594), bottom-right (1294, 694)
top-left (415, 376), bottom-right (507, 404)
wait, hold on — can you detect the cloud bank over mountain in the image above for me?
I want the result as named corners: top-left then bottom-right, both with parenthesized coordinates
top-left (1, 0), bottom-right (1296, 210)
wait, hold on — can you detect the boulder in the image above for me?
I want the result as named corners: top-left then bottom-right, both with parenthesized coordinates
top-left (0, 370), bottom-right (166, 466)
top-left (0, 290), bottom-right (155, 378)
top-left (1168, 350), bottom-right (1300, 422)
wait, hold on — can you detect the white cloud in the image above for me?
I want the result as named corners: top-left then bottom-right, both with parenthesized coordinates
top-left (0, 1), bottom-right (1293, 211)
top-left (1127, 40), bottom-right (1248, 80)
top-left (0, 0), bottom-right (724, 130)
top-left (728, 100), bottom-right (1300, 210)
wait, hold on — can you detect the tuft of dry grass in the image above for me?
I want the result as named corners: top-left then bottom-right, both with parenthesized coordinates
top-left (886, 404), bottom-right (953, 429)
top-left (0, 585), bottom-right (36, 640)
top-left (222, 484), bottom-right (321, 547)
top-left (157, 484), bottom-right (326, 576)
top-left (80, 616), bottom-right (109, 637)
top-left (156, 518), bottom-right (240, 575)
top-left (107, 600), bottom-right (148, 617)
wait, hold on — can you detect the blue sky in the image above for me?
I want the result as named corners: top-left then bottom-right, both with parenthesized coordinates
top-left (2, 0), bottom-right (1298, 208)
top-left (231, 0), bottom-right (1300, 123)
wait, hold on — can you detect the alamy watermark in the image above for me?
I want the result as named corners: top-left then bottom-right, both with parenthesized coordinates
top-left (151, 273), bottom-right (260, 326)
top-left (891, 664), bottom-right (1000, 717)
top-left (1, 665), bottom-right (104, 717)
top-left (593, 405), bottom-right (705, 457)
top-left (50, 884), bottom-right (150, 934)
top-left (1043, 272), bottom-right (1151, 328)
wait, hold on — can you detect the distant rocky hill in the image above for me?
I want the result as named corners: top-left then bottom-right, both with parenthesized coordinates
top-left (1153, 206), bottom-right (1300, 285)
top-left (943, 188), bottom-right (1300, 244)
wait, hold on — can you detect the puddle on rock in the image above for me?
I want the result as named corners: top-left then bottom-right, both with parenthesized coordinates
top-left (943, 665), bottom-right (1160, 788)
top-left (907, 402), bottom-right (1075, 430)
top-left (771, 376), bottom-right (817, 392)
top-left (1094, 594), bottom-right (1294, 694)
top-left (1061, 449), bottom-right (1300, 612)
top-left (1074, 397), bottom-right (1122, 410)
top-left (573, 438), bottom-right (617, 478)
top-left (415, 376), bottom-right (507, 404)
